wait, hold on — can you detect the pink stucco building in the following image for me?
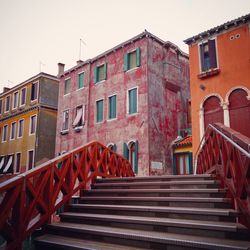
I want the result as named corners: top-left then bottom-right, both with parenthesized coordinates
top-left (55, 31), bottom-right (189, 176)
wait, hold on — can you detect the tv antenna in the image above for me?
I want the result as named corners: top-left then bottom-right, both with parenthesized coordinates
top-left (39, 61), bottom-right (46, 72)
top-left (79, 38), bottom-right (87, 60)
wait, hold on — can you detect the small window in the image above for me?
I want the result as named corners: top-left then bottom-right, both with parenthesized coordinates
top-left (0, 156), bottom-right (5, 174)
top-left (123, 141), bottom-right (138, 174)
top-left (64, 78), bottom-right (71, 95)
top-left (108, 95), bottom-right (117, 119)
top-left (62, 110), bottom-right (69, 131)
top-left (73, 105), bottom-right (85, 127)
top-left (31, 82), bottom-right (39, 101)
top-left (29, 115), bottom-right (37, 135)
top-left (2, 154), bottom-right (14, 174)
top-left (0, 99), bottom-right (2, 115)
top-left (13, 91), bottom-right (19, 109)
top-left (128, 88), bottom-right (138, 114)
top-left (18, 119), bottom-right (24, 138)
top-left (96, 99), bottom-right (104, 123)
top-left (5, 96), bottom-right (10, 112)
top-left (124, 48), bottom-right (141, 71)
top-left (15, 152), bottom-right (21, 173)
top-left (94, 64), bottom-right (107, 83)
top-left (2, 125), bottom-right (8, 142)
top-left (199, 39), bottom-right (217, 72)
top-left (78, 72), bottom-right (84, 89)
top-left (20, 88), bottom-right (26, 106)
top-left (27, 150), bottom-right (34, 170)
top-left (10, 122), bottom-right (16, 140)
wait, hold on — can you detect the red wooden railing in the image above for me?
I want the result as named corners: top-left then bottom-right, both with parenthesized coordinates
top-left (0, 141), bottom-right (134, 250)
top-left (196, 123), bottom-right (250, 230)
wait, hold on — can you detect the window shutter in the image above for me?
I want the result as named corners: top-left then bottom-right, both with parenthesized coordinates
top-left (124, 53), bottom-right (129, 71)
top-left (94, 67), bottom-right (98, 84)
top-left (188, 152), bottom-right (193, 174)
top-left (123, 143), bottom-right (129, 160)
top-left (104, 63), bottom-right (107, 80)
top-left (113, 95), bottom-right (116, 118)
top-left (173, 155), bottom-right (177, 175)
top-left (208, 39), bottom-right (217, 69)
top-left (200, 44), bottom-right (205, 71)
top-left (134, 140), bottom-right (139, 174)
top-left (136, 48), bottom-right (141, 67)
top-left (113, 143), bottom-right (117, 152)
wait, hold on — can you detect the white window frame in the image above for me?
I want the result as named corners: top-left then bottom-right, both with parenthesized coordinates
top-left (127, 86), bottom-right (139, 115)
top-left (96, 98), bottom-right (104, 124)
top-left (107, 94), bottom-right (117, 121)
top-left (17, 119), bottom-right (24, 138)
top-left (12, 91), bottom-right (19, 110)
top-left (62, 109), bottom-right (70, 131)
top-left (15, 152), bottom-right (21, 173)
top-left (29, 115), bottom-right (37, 135)
top-left (64, 77), bottom-right (71, 96)
top-left (20, 87), bottom-right (27, 107)
top-left (31, 81), bottom-right (39, 102)
top-left (5, 95), bottom-right (11, 113)
top-left (2, 124), bottom-right (8, 143)
top-left (10, 121), bottom-right (17, 140)
top-left (77, 71), bottom-right (85, 90)
top-left (27, 149), bottom-right (35, 171)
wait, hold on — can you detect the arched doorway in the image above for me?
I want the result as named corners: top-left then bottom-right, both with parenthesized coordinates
top-left (203, 96), bottom-right (224, 130)
top-left (229, 89), bottom-right (250, 138)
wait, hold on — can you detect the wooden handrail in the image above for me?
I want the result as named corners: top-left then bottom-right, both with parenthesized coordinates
top-left (196, 123), bottom-right (250, 230)
top-left (0, 141), bottom-right (134, 250)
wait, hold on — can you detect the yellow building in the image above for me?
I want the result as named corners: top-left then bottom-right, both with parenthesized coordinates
top-left (0, 73), bottom-right (58, 178)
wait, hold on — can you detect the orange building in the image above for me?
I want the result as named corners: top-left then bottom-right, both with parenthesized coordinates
top-left (184, 13), bottom-right (250, 155)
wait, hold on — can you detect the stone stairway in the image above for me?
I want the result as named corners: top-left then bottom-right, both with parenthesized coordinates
top-left (34, 174), bottom-right (250, 250)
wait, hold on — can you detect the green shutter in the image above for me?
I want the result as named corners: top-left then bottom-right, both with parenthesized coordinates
top-left (129, 88), bottom-right (137, 114)
top-left (173, 155), bottom-right (177, 175)
top-left (123, 143), bottom-right (129, 160)
top-left (96, 100), bottom-right (103, 122)
top-left (113, 95), bottom-right (116, 118)
top-left (78, 73), bottom-right (84, 88)
top-left (113, 144), bottom-right (117, 152)
top-left (134, 140), bottom-right (138, 174)
top-left (104, 63), bottom-right (107, 80)
top-left (136, 48), bottom-right (141, 67)
top-left (188, 152), bottom-right (193, 174)
top-left (124, 53), bottom-right (129, 71)
top-left (94, 67), bottom-right (98, 84)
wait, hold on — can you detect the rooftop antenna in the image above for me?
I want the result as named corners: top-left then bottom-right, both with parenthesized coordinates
top-left (39, 61), bottom-right (46, 72)
top-left (79, 38), bottom-right (87, 60)
top-left (7, 80), bottom-right (15, 88)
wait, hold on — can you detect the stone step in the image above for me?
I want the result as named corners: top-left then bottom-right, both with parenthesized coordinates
top-left (83, 188), bottom-right (226, 198)
top-left (43, 222), bottom-right (250, 250)
top-left (92, 180), bottom-right (220, 190)
top-left (60, 212), bottom-right (248, 240)
top-left (68, 204), bottom-right (238, 222)
top-left (79, 196), bottom-right (231, 209)
top-left (95, 174), bottom-right (214, 183)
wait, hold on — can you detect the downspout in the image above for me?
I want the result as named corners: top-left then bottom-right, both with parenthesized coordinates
top-left (86, 62), bottom-right (91, 142)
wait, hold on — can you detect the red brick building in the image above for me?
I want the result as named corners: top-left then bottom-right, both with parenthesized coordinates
top-left (55, 31), bottom-right (189, 176)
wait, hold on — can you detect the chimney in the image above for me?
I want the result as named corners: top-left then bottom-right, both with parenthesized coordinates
top-left (3, 87), bottom-right (11, 93)
top-left (77, 60), bottom-right (83, 65)
top-left (57, 63), bottom-right (65, 76)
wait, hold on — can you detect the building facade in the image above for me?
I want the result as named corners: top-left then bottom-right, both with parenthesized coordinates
top-left (56, 31), bottom-right (190, 176)
top-left (0, 73), bottom-right (59, 177)
top-left (184, 14), bottom-right (250, 154)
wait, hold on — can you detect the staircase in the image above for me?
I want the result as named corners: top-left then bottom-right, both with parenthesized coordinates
top-left (34, 174), bottom-right (250, 250)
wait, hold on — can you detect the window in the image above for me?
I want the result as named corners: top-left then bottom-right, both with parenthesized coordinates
top-left (2, 154), bottom-right (14, 174)
top-left (15, 153), bottom-right (21, 173)
top-left (27, 150), bottom-right (34, 170)
top-left (62, 110), bottom-right (69, 131)
top-left (124, 48), bottom-right (141, 71)
top-left (73, 105), bottom-right (85, 128)
top-left (0, 156), bottom-right (5, 174)
top-left (20, 88), bottom-right (26, 106)
top-left (94, 63), bottom-right (107, 83)
top-left (78, 72), bottom-right (84, 89)
top-left (5, 96), bottom-right (10, 112)
top-left (107, 143), bottom-right (117, 152)
top-left (2, 125), bottom-right (8, 142)
top-left (13, 91), bottom-right (19, 109)
top-left (64, 78), bottom-right (71, 95)
top-left (29, 115), bottom-right (37, 135)
top-left (10, 122), bottom-right (16, 140)
top-left (128, 88), bottom-right (138, 114)
top-left (31, 82), bottom-right (39, 101)
top-left (0, 99), bottom-right (2, 115)
top-left (199, 39), bottom-right (217, 72)
top-left (123, 141), bottom-right (138, 174)
top-left (108, 95), bottom-right (116, 119)
top-left (18, 119), bottom-right (24, 138)
top-left (96, 99), bottom-right (104, 123)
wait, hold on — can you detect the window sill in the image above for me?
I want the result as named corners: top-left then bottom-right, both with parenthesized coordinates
top-left (73, 126), bottom-right (83, 132)
top-left (198, 68), bottom-right (220, 79)
top-left (107, 118), bottom-right (117, 122)
top-left (60, 130), bottom-right (69, 135)
top-left (63, 93), bottom-right (71, 97)
top-left (127, 112), bottom-right (138, 117)
top-left (95, 79), bottom-right (106, 85)
top-left (125, 66), bottom-right (139, 73)
top-left (76, 87), bottom-right (85, 91)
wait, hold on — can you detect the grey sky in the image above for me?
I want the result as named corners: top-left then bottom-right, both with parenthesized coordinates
top-left (0, 0), bottom-right (249, 92)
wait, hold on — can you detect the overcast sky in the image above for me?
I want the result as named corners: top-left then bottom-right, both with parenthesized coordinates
top-left (0, 0), bottom-right (249, 92)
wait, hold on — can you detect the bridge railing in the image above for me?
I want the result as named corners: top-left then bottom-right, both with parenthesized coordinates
top-left (195, 123), bottom-right (250, 230)
top-left (0, 141), bottom-right (134, 250)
